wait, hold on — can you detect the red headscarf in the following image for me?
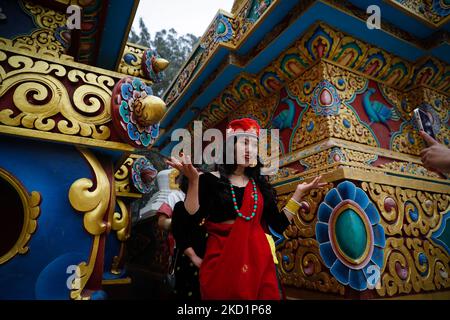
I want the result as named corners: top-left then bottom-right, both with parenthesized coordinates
top-left (226, 118), bottom-right (261, 139)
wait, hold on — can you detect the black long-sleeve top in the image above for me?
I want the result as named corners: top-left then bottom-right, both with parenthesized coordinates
top-left (192, 172), bottom-right (290, 235)
top-left (172, 200), bottom-right (207, 258)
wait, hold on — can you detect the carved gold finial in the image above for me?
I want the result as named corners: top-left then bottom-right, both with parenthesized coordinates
top-left (153, 58), bottom-right (169, 72)
top-left (134, 95), bottom-right (167, 127)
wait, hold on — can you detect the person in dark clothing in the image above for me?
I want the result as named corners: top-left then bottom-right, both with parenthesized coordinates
top-left (171, 174), bottom-right (207, 300)
top-left (171, 201), bottom-right (207, 300)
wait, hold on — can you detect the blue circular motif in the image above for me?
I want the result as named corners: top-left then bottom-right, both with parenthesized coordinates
top-left (112, 77), bottom-right (159, 147)
top-left (215, 15), bottom-right (233, 42)
top-left (316, 181), bottom-right (385, 291)
top-left (343, 118), bottom-right (351, 128)
top-left (418, 253), bottom-right (429, 276)
top-left (405, 201), bottom-right (419, 222)
top-left (132, 157), bottom-right (157, 193)
top-left (54, 26), bottom-right (70, 49)
top-left (431, 0), bottom-right (450, 17)
top-left (407, 132), bottom-right (415, 145)
top-left (435, 99), bottom-right (442, 107)
top-left (310, 80), bottom-right (341, 116)
top-left (124, 53), bottom-right (138, 65)
top-left (307, 121), bottom-right (315, 132)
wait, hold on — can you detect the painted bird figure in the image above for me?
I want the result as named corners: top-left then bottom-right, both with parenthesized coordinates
top-left (272, 97), bottom-right (296, 130)
top-left (363, 88), bottom-right (400, 134)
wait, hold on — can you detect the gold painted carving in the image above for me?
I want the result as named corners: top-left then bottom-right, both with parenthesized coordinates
top-left (68, 148), bottom-right (110, 236)
top-left (68, 148), bottom-right (111, 300)
top-left (377, 237), bottom-right (450, 297)
top-left (291, 108), bottom-right (330, 150)
top-left (380, 161), bottom-right (440, 179)
top-left (114, 158), bottom-right (134, 193)
top-left (323, 62), bottom-right (368, 101)
top-left (117, 43), bottom-right (145, 78)
top-left (278, 238), bottom-right (345, 295)
top-left (329, 105), bottom-right (378, 147)
top-left (0, 53), bottom-right (113, 141)
top-left (279, 186), bottom-right (332, 238)
top-left (112, 199), bottom-right (130, 242)
top-left (361, 182), bottom-right (450, 237)
top-left (15, 1), bottom-right (68, 56)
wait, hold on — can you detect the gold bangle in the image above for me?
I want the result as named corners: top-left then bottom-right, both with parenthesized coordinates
top-left (283, 207), bottom-right (297, 216)
top-left (290, 197), bottom-right (301, 206)
top-left (284, 198), bottom-right (301, 216)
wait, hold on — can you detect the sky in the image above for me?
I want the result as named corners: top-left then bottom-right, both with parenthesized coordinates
top-left (131, 0), bottom-right (235, 38)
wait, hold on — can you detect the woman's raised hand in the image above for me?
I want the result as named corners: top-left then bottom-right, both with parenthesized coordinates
top-left (292, 175), bottom-right (327, 202)
top-left (166, 153), bottom-right (199, 181)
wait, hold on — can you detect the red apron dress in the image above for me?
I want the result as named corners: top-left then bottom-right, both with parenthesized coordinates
top-left (198, 181), bottom-right (280, 300)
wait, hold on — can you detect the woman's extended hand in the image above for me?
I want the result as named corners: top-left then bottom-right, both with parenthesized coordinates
top-left (292, 175), bottom-right (327, 202)
top-left (166, 154), bottom-right (199, 181)
top-left (420, 131), bottom-right (450, 174)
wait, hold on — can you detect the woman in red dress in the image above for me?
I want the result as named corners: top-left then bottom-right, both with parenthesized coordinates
top-left (167, 118), bottom-right (326, 300)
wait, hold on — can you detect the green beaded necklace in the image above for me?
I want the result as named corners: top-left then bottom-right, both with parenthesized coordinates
top-left (230, 178), bottom-right (258, 221)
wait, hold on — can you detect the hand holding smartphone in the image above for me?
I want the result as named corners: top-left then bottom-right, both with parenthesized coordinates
top-left (413, 108), bottom-right (436, 145)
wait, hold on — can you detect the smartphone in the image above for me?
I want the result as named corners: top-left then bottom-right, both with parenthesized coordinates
top-left (413, 108), bottom-right (436, 142)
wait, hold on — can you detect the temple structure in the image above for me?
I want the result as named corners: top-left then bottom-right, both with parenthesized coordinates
top-left (156, 0), bottom-right (450, 299)
top-left (0, 0), bottom-right (169, 299)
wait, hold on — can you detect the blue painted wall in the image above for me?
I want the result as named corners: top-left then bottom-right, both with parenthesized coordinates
top-left (0, 0), bottom-right (38, 39)
top-left (0, 137), bottom-right (94, 299)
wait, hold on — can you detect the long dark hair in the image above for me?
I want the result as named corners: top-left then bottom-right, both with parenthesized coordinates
top-left (178, 165), bottom-right (211, 194)
top-left (216, 138), bottom-right (277, 206)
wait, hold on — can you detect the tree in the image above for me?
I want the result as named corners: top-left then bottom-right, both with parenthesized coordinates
top-left (128, 20), bottom-right (199, 97)
top-left (128, 28), bottom-right (140, 44)
top-left (138, 18), bottom-right (151, 47)
top-left (126, 21), bottom-right (200, 211)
